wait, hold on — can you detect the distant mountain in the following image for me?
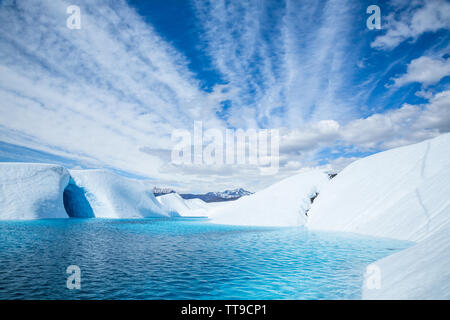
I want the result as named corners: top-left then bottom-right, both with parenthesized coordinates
top-left (152, 187), bottom-right (253, 202)
top-left (181, 188), bottom-right (253, 203)
top-left (152, 187), bottom-right (176, 197)
top-left (206, 188), bottom-right (253, 199)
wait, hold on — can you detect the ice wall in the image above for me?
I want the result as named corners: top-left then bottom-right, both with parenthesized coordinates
top-left (0, 164), bottom-right (173, 219)
top-left (69, 169), bottom-right (175, 218)
top-left (0, 163), bottom-right (69, 219)
top-left (63, 177), bottom-right (95, 218)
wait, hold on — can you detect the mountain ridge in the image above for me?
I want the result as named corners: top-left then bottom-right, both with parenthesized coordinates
top-left (153, 187), bottom-right (253, 202)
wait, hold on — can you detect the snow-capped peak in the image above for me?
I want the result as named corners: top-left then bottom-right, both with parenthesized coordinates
top-left (206, 188), bottom-right (253, 199)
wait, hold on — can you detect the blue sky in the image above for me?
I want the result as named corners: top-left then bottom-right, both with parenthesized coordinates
top-left (0, 0), bottom-right (449, 192)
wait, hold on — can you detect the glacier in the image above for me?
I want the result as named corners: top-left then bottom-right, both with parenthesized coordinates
top-left (0, 164), bottom-right (174, 219)
top-left (363, 226), bottom-right (450, 299)
top-left (68, 170), bottom-right (176, 218)
top-left (208, 133), bottom-right (450, 299)
top-left (0, 133), bottom-right (449, 299)
top-left (156, 192), bottom-right (209, 217)
top-left (306, 133), bottom-right (450, 242)
top-left (0, 163), bottom-right (70, 219)
top-left (209, 170), bottom-right (330, 227)
top-left (305, 133), bottom-right (450, 299)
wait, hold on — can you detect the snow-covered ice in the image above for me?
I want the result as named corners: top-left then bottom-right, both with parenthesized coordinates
top-left (0, 164), bottom-right (174, 219)
top-left (156, 193), bottom-right (209, 217)
top-left (0, 163), bottom-right (70, 219)
top-left (209, 170), bottom-right (330, 226)
top-left (363, 225), bottom-right (450, 299)
top-left (208, 134), bottom-right (450, 299)
top-left (307, 133), bottom-right (450, 242)
top-left (305, 133), bottom-right (450, 299)
top-left (69, 170), bottom-right (175, 218)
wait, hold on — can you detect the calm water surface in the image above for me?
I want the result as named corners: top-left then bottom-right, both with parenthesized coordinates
top-left (0, 218), bottom-right (411, 299)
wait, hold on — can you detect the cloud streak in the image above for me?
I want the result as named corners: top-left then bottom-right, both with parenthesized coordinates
top-left (0, 0), bottom-right (223, 181)
top-left (0, 0), bottom-right (449, 192)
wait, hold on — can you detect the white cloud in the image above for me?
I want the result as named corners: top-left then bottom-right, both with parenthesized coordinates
top-left (0, 0), bottom-right (224, 183)
top-left (341, 90), bottom-right (450, 148)
top-left (0, 0), bottom-right (449, 193)
top-left (391, 56), bottom-right (450, 87)
top-left (372, 0), bottom-right (450, 50)
top-left (280, 120), bottom-right (340, 154)
top-left (277, 90), bottom-right (450, 154)
top-left (193, 0), bottom-right (358, 128)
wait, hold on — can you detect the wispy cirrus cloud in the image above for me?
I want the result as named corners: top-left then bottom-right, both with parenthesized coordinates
top-left (0, 0), bottom-right (223, 181)
top-left (193, 0), bottom-right (359, 129)
top-left (0, 0), bottom-right (449, 192)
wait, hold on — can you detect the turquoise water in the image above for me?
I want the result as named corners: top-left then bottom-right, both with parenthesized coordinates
top-left (0, 218), bottom-right (410, 300)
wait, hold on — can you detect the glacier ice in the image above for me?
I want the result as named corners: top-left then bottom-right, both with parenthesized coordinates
top-left (208, 134), bottom-right (450, 299)
top-left (1, 133), bottom-right (449, 299)
top-left (156, 192), bottom-right (209, 217)
top-left (0, 163), bottom-right (70, 219)
top-left (363, 225), bottom-right (450, 299)
top-left (305, 133), bottom-right (450, 299)
top-left (209, 170), bottom-right (330, 227)
top-left (63, 177), bottom-right (95, 218)
top-left (306, 133), bottom-right (450, 242)
top-left (0, 164), bottom-right (174, 219)
top-left (68, 169), bottom-right (177, 218)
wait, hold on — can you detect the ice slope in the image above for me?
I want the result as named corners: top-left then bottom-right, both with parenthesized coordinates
top-left (68, 170), bottom-right (176, 218)
top-left (156, 193), bottom-right (208, 217)
top-left (210, 170), bottom-right (330, 226)
top-left (186, 198), bottom-right (209, 211)
top-left (307, 133), bottom-right (450, 242)
top-left (0, 163), bottom-right (69, 219)
top-left (304, 134), bottom-right (450, 300)
top-left (363, 224), bottom-right (450, 299)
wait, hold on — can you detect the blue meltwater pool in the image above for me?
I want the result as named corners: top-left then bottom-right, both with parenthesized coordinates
top-left (0, 218), bottom-right (411, 299)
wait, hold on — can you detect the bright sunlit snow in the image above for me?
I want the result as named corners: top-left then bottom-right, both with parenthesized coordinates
top-left (307, 133), bottom-right (450, 242)
top-left (156, 192), bottom-right (208, 217)
top-left (209, 170), bottom-right (330, 226)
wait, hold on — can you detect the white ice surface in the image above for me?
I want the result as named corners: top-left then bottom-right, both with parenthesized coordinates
top-left (209, 170), bottom-right (330, 226)
top-left (363, 224), bottom-right (450, 299)
top-left (0, 163), bottom-right (69, 219)
top-left (68, 169), bottom-right (174, 218)
top-left (304, 134), bottom-right (450, 299)
top-left (307, 133), bottom-right (450, 242)
top-left (156, 193), bottom-right (209, 217)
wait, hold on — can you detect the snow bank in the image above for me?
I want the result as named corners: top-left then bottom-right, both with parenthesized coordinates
top-left (68, 170), bottom-right (175, 218)
top-left (363, 224), bottom-right (450, 299)
top-left (210, 170), bottom-right (330, 226)
top-left (156, 193), bottom-right (208, 217)
top-left (307, 134), bottom-right (450, 242)
top-left (0, 163), bottom-right (69, 219)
